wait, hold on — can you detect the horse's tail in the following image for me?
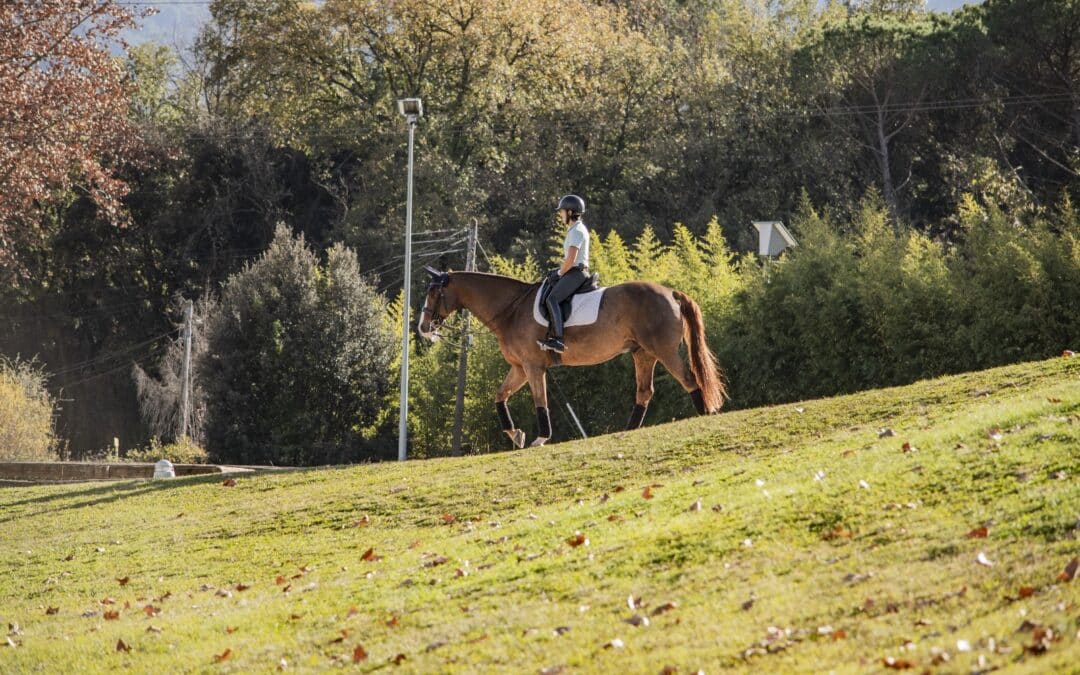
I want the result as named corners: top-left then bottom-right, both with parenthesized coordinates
top-left (673, 291), bottom-right (726, 413)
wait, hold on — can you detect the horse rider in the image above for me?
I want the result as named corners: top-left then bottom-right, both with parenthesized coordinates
top-left (539, 194), bottom-right (590, 354)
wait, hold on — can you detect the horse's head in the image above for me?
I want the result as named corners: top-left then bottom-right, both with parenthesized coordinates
top-left (417, 266), bottom-right (457, 340)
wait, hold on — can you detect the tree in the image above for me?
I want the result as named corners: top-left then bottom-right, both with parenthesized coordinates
top-left (200, 225), bottom-right (395, 465)
top-left (0, 1), bottom-right (146, 283)
top-left (799, 10), bottom-right (944, 221)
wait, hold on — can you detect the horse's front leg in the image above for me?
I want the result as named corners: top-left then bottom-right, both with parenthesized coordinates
top-left (524, 365), bottom-right (551, 447)
top-left (496, 365), bottom-right (528, 449)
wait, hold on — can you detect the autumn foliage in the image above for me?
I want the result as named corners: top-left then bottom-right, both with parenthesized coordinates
top-left (0, 0), bottom-right (145, 280)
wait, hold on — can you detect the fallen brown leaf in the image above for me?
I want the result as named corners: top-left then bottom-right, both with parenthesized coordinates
top-left (352, 644), bottom-right (368, 662)
top-left (45, 607), bottom-right (58, 615)
top-left (225, 626), bottom-right (238, 634)
top-left (391, 653), bottom-right (407, 665)
top-left (235, 583), bottom-right (251, 592)
top-left (222, 478), bottom-right (237, 487)
top-left (566, 532), bottom-right (589, 548)
top-left (1019, 586), bottom-right (1036, 598)
top-left (117, 576), bottom-right (130, 587)
top-left (651, 601), bottom-right (677, 616)
top-left (361, 547), bottom-right (382, 562)
top-left (642, 486), bottom-right (654, 500)
top-left (143, 605), bottom-right (160, 617)
top-left (1058, 557), bottom-right (1078, 582)
top-left (347, 606), bottom-right (360, 618)
top-left (103, 610), bottom-right (120, 621)
top-left (824, 525), bottom-right (853, 541)
top-left (355, 515), bottom-right (370, 527)
top-left (213, 648), bottom-right (232, 663)
top-left (274, 575), bottom-right (286, 585)
top-left (882, 656), bottom-right (914, 670)
top-left (115, 639), bottom-right (131, 653)
top-left (100, 597), bottom-right (116, 605)
top-left (441, 513), bottom-right (456, 524)
top-left (966, 526), bottom-right (989, 539)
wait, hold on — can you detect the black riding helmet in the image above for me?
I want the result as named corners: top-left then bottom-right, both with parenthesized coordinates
top-left (556, 194), bottom-right (585, 215)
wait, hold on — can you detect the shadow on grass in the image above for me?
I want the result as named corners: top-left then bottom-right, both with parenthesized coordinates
top-left (0, 472), bottom-right (249, 524)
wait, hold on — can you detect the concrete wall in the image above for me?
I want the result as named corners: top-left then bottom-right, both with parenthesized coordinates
top-left (0, 462), bottom-right (223, 483)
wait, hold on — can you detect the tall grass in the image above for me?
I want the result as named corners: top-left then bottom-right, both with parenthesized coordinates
top-left (0, 358), bottom-right (57, 461)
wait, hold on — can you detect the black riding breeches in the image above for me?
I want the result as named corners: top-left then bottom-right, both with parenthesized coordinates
top-left (548, 267), bottom-right (589, 305)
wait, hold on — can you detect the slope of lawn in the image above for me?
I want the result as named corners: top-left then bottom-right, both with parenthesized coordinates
top-left (2, 357), bottom-right (1079, 674)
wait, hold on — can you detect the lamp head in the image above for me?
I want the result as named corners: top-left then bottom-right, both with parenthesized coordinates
top-left (397, 98), bottom-right (423, 118)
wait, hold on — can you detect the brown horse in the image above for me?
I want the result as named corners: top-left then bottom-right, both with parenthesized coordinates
top-left (417, 269), bottom-right (725, 448)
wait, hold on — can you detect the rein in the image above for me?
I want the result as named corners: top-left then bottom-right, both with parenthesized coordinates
top-left (421, 270), bottom-right (539, 342)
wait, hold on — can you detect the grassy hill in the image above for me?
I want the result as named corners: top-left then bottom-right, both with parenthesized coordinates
top-left (2, 357), bottom-right (1078, 673)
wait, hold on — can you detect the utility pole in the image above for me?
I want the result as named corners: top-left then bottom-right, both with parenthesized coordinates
top-left (451, 219), bottom-right (478, 456)
top-left (180, 299), bottom-right (193, 440)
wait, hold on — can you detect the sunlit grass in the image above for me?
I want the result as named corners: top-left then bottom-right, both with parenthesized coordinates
top-left (2, 357), bottom-right (1078, 673)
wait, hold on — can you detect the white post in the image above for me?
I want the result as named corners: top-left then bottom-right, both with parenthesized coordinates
top-left (398, 113), bottom-right (418, 462)
top-left (180, 299), bottom-right (193, 439)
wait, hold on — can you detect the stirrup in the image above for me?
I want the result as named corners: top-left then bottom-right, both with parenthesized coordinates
top-left (537, 338), bottom-right (566, 353)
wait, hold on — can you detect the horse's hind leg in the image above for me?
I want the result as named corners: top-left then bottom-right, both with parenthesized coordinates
top-left (627, 350), bottom-right (657, 430)
top-left (654, 342), bottom-right (705, 411)
top-left (496, 365), bottom-right (528, 449)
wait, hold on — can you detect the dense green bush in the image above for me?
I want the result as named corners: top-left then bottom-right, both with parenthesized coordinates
top-left (200, 225), bottom-right (395, 466)
top-left (0, 359), bottom-right (57, 461)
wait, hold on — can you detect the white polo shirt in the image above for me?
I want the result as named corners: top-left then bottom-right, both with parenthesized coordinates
top-left (564, 221), bottom-right (589, 267)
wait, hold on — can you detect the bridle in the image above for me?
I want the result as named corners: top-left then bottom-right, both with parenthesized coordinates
top-left (421, 281), bottom-right (450, 332)
top-left (421, 267), bottom-right (451, 334)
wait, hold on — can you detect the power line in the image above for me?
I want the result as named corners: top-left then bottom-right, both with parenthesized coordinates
top-left (48, 330), bottom-right (178, 377)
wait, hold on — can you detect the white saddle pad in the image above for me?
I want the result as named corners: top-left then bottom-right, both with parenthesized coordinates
top-left (533, 287), bottom-right (607, 328)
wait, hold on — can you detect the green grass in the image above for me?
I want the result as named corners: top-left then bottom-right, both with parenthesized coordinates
top-left (2, 357), bottom-right (1079, 674)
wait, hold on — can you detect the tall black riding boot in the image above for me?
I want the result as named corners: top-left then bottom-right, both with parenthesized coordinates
top-left (540, 296), bottom-right (566, 353)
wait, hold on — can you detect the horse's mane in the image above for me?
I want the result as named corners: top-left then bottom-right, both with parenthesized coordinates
top-left (448, 271), bottom-right (539, 332)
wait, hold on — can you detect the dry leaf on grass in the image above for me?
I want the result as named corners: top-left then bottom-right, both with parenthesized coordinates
top-left (1058, 557), bottom-right (1078, 582)
top-left (566, 532), bottom-right (589, 548)
top-left (361, 548), bottom-right (382, 562)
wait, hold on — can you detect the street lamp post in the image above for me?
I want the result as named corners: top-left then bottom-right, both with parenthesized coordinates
top-left (397, 97), bottom-right (422, 462)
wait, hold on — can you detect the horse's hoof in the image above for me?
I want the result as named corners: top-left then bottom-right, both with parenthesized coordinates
top-left (506, 429), bottom-right (525, 449)
top-left (530, 436), bottom-right (548, 447)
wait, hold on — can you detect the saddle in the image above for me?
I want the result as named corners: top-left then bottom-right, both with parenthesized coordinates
top-left (538, 272), bottom-right (600, 324)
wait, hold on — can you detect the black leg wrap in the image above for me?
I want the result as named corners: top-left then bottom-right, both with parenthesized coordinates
top-left (536, 407), bottom-right (552, 438)
top-left (627, 404), bottom-right (648, 430)
top-left (496, 401), bottom-right (514, 431)
top-left (690, 388), bottom-right (707, 415)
